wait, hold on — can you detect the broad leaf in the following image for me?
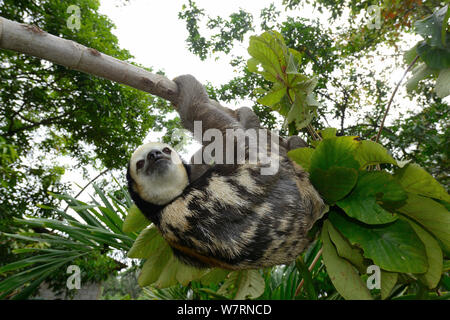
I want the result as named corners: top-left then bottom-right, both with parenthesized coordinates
top-left (416, 42), bottom-right (450, 69)
top-left (435, 68), bottom-right (450, 98)
top-left (353, 140), bottom-right (398, 169)
top-left (127, 225), bottom-right (165, 259)
top-left (137, 243), bottom-right (172, 287)
top-left (218, 270), bottom-right (265, 300)
top-left (154, 255), bottom-right (180, 288)
top-left (321, 221), bottom-right (372, 300)
top-left (233, 270), bottom-right (265, 300)
top-left (415, 5), bottom-right (449, 48)
top-left (327, 221), bottom-right (365, 272)
top-left (319, 127), bottom-right (337, 139)
top-left (123, 204), bottom-right (150, 233)
top-left (152, 256), bottom-right (207, 288)
top-left (176, 264), bottom-right (208, 286)
top-left (407, 218), bottom-right (443, 289)
top-left (337, 172), bottom-right (406, 225)
top-left (406, 63), bottom-right (434, 93)
top-left (287, 147), bottom-right (314, 171)
top-left (310, 167), bottom-right (358, 204)
top-left (309, 137), bottom-right (360, 204)
top-left (394, 163), bottom-right (450, 202)
top-left (248, 31), bottom-right (286, 82)
top-left (329, 212), bottom-right (428, 273)
top-left (257, 87), bottom-right (286, 107)
top-left (380, 271), bottom-right (398, 300)
top-left (199, 268), bottom-right (231, 285)
top-left (398, 193), bottom-right (450, 252)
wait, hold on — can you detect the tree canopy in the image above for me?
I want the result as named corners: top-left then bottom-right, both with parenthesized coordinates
top-left (0, 0), bottom-right (449, 300)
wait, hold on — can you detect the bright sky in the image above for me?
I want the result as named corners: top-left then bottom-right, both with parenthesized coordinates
top-left (98, 0), bottom-right (287, 87)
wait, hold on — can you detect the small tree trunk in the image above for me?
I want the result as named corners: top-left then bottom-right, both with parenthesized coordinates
top-left (0, 16), bottom-right (179, 103)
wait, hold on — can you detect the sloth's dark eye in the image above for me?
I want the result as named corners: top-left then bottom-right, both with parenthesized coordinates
top-left (162, 147), bottom-right (171, 155)
top-left (136, 160), bottom-right (145, 170)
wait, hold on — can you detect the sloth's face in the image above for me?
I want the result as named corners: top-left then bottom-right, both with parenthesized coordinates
top-left (129, 142), bottom-right (188, 205)
top-left (130, 142), bottom-right (183, 176)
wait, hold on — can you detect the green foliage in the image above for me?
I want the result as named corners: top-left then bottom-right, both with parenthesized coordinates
top-left (122, 205), bottom-right (151, 233)
top-left (2, 0), bottom-right (449, 301)
top-left (405, 5), bottom-right (450, 98)
top-left (336, 171), bottom-right (405, 224)
top-left (178, 0), bottom-right (253, 60)
top-left (321, 221), bottom-right (372, 300)
top-left (0, 0), bottom-right (177, 271)
top-left (287, 131), bottom-right (449, 299)
top-left (0, 182), bottom-right (134, 299)
top-left (216, 270), bottom-right (265, 300)
top-left (247, 31), bottom-right (319, 131)
top-left (308, 137), bottom-right (359, 204)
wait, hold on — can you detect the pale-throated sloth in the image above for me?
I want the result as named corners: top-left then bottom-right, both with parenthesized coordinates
top-left (127, 74), bottom-right (325, 270)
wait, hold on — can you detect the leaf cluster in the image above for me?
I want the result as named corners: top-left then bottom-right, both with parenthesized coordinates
top-left (405, 5), bottom-right (450, 98)
top-left (288, 131), bottom-right (450, 299)
top-left (247, 31), bottom-right (320, 132)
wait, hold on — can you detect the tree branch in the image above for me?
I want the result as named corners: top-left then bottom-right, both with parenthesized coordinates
top-left (374, 55), bottom-right (419, 143)
top-left (0, 16), bottom-right (179, 103)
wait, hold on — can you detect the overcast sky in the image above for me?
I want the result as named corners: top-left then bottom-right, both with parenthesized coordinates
top-left (98, 0), bottom-right (291, 88)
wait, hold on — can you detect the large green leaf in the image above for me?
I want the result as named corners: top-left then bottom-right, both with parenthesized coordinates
top-left (287, 147), bottom-right (314, 171)
top-left (380, 271), bottom-right (398, 300)
top-left (257, 86), bottom-right (286, 107)
top-left (406, 63), bottom-right (434, 93)
top-left (319, 127), bottom-right (337, 139)
top-left (435, 68), bottom-right (450, 98)
top-left (407, 218), bottom-right (443, 289)
top-left (394, 163), bottom-right (450, 202)
top-left (176, 265), bottom-right (208, 286)
top-left (309, 137), bottom-right (360, 204)
top-left (310, 167), bottom-right (358, 205)
top-left (130, 226), bottom-right (212, 288)
top-left (153, 255), bottom-right (180, 288)
top-left (123, 205), bottom-right (150, 233)
top-left (217, 270), bottom-right (265, 300)
top-left (127, 225), bottom-right (165, 259)
top-left (329, 212), bottom-right (428, 273)
top-left (327, 221), bottom-right (365, 273)
top-left (310, 137), bottom-right (360, 170)
top-left (321, 221), bottom-right (373, 300)
top-left (199, 268), bottom-right (231, 285)
top-left (337, 172), bottom-right (406, 225)
top-left (416, 42), bottom-right (450, 69)
top-left (398, 193), bottom-right (450, 252)
top-left (247, 31), bottom-right (286, 82)
top-left (353, 140), bottom-right (398, 169)
top-left (138, 243), bottom-right (172, 287)
top-left (415, 5), bottom-right (449, 48)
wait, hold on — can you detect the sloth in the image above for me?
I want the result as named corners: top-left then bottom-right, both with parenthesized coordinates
top-left (127, 74), bottom-right (325, 270)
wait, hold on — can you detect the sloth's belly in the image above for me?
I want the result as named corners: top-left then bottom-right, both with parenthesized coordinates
top-left (157, 163), bottom-right (324, 269)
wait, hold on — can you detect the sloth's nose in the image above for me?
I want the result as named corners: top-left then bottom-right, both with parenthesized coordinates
top-left (147, 149), bottom-right (163, 161)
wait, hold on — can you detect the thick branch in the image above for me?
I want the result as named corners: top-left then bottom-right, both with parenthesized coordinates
top-left (0, 16), bottom-right (179, 103)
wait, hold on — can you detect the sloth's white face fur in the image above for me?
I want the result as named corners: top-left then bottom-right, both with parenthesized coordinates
top-left (129, 142), bottom-right (189, 205)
